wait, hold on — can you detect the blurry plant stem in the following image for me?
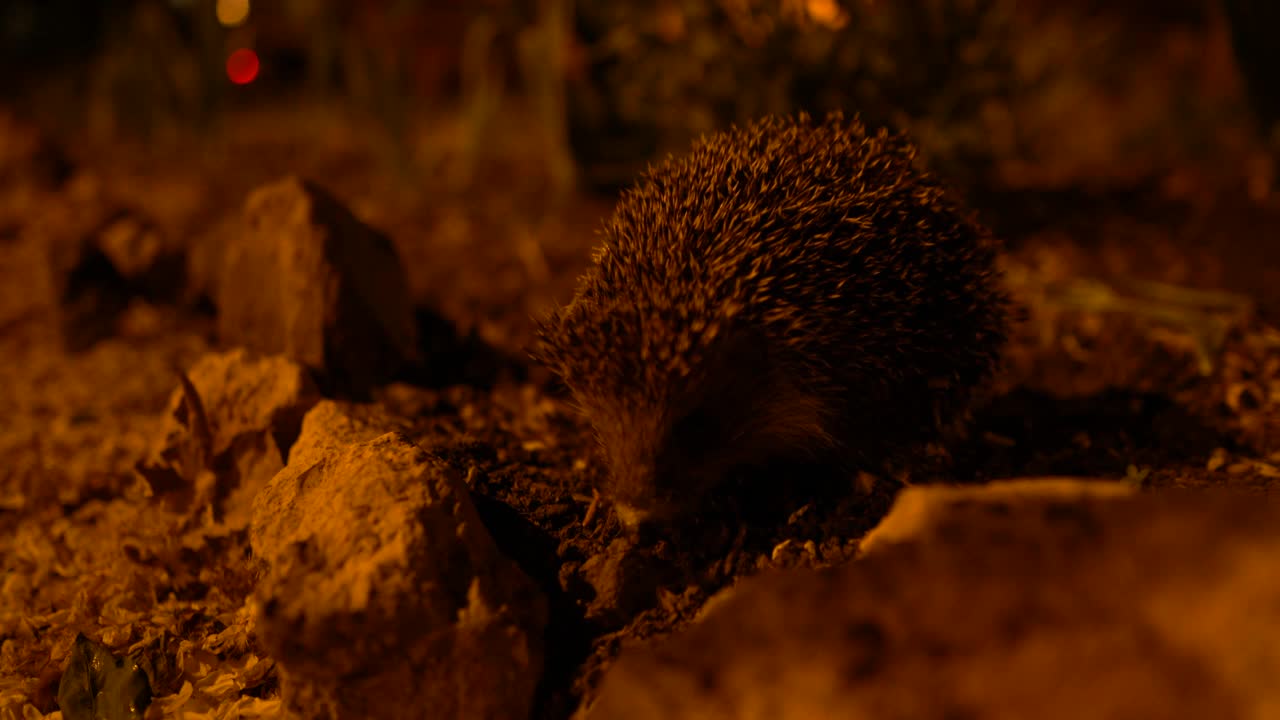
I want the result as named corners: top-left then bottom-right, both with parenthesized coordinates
top-left (374, 65), bottom-right (414, 180)
top-left (190, 0), bottom-right (226, 130)
top-left (518, 0), bottom-right (578, 201)
top-left (306, 8), bottom-right (341, 98)
top-left (341, 26), bottom-right (414, 180)
top-left (452, 14), bottom-right (504, 190)
top-left (452, 0), bottom-right (576, 199)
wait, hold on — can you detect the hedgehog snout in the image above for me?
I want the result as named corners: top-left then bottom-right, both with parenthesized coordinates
top-left (605, 459), bottom-right (671, 530)
top-left (602, 428), bottom-right (717, 529)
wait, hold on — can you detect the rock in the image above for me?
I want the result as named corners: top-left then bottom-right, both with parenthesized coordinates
top-left (585, 489), bottom-right (1280, 720)
top-left (19, 174), bottom-right (128, 351)
top-left (95, 213), bottom-right (167, 283)
top-left (579, 538), bottom-right (668, 626)
top-left (858, 477), bottom-right (1135, 555)
top-left (185, 214), bottom-right (237, 306)
top-left (9, 172), bottom-right (188, 351)
top-left (0, 110), bottom-right (72, 190)
top-left (0, 222), bottom-right (60, 347)
top-left (284, 399), bottom-right (412, 472)
top-left (251, 432), bottom-right (546, 720)
top-left (165, 348), bottom-right (319, 456)
top-left (137, 349), bottom-right (320, 524)
top-left (216, 176), bottom-right (419, 395)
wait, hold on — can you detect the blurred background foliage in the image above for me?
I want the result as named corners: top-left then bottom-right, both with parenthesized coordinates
top-left (568, 0), bottom-right (1023, 190)
top-left (1, 0), bottom-right (1274, 200)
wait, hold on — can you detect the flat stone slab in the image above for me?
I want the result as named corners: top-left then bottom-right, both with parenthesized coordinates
top-left (587, 484), bottom-right (1280, 720)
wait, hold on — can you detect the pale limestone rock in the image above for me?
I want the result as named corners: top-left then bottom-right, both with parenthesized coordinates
top-left (586, 489), bottom-right (1280, 720)
top-left (252, 431), bottom-right (545, 720)
top-left (217, 176), bottom-right (419, 394)
top-left (138, 348), bottom-right (319, 524)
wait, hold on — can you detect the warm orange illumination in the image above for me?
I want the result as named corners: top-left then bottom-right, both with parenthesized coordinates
top-left (226, 48), bottom-right (260, 85)
top-left (216, 0), bottom-right (250, 27)
top-left (806, 0), bottom-right (847, 28)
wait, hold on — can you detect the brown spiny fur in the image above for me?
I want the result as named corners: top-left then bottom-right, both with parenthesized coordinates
top-left (533, 112), bottom-right (1009, 525)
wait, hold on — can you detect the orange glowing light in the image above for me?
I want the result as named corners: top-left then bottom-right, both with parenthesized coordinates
top-left (216, 0), bottom-right (250, 27)
top-left (805, 0), bottom-right (847, 28)
top-left (226, 48), bottom-right (260, 85)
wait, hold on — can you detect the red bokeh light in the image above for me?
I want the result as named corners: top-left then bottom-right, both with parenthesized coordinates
top-left (226, 48), bottom-right (260, 85)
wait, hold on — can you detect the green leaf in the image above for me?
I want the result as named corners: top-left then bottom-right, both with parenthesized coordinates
top-left (57, 634), bottom-right (153, 720)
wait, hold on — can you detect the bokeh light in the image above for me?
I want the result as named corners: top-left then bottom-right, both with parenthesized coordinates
top-left (225, 48), bottom-right (259, 85)
top-left (215, 0), bottom-right (250, 28)
top-left (805, 0), bottom-right (848, 28)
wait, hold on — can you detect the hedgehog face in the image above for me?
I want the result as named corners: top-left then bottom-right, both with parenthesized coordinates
top-left (575, 326), bottom-right (837, 528)
top-left (591, 382), bottom-right (746, 527)
top-left (565, 353), bottom-right (724, 524)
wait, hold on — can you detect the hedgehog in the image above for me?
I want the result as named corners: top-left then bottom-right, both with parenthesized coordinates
top-left (533, 112), bottom-right (1010, 528)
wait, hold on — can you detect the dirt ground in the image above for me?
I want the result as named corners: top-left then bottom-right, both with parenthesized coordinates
top-left (3, 10), bottom-right (1280, 718)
